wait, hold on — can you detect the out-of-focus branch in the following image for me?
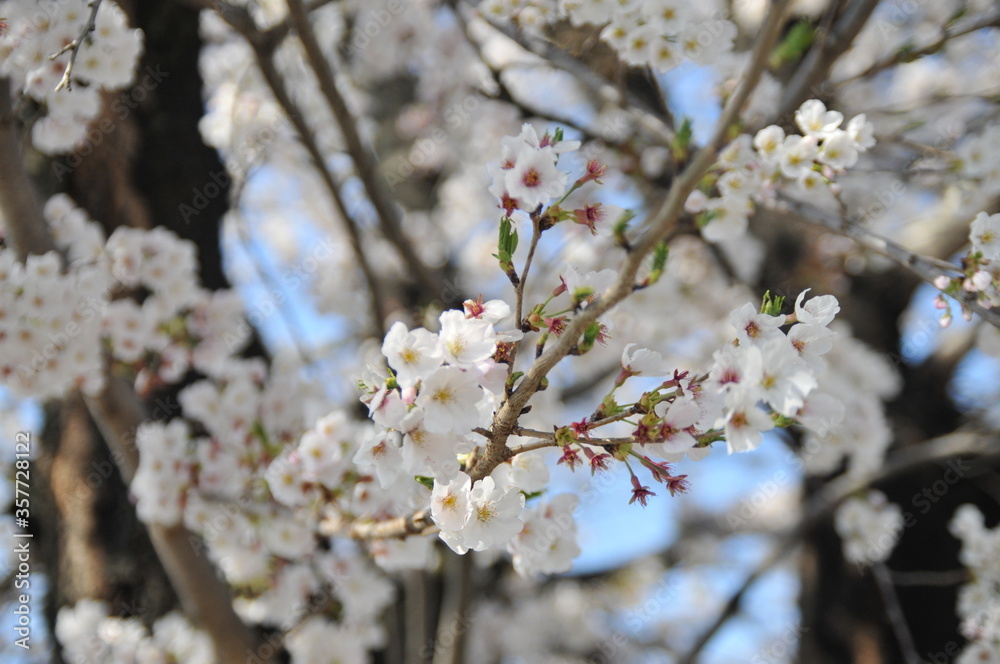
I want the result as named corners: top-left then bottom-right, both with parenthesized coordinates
top-left (466, 3), bottom-right (676, 147)
top-left (872, 561), bottom-right (922, 664)
top-left (186, 0), bottom-right (388, 338)
top-left (286, 0), bottom-right (447, 304)
top-left (0, 80), bottom-right (55, 259)
top-left (776, 0), bottom-right (880, 118)
top-left (774, 194), bottom-right (1000, 328)
top-left (835, 10), bottom-right (1000, 86)
top-left (676, 430), bottom-right (999, 664)
top-left (84, 371), bottom-right (269, 664)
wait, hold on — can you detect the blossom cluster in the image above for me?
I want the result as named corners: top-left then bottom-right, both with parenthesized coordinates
top-left (933, 211), bottom-right (1000, 326)
top-left (950, 504), bottom-right (1000, 662)
top-left (708, 289), bottom-right (841, 453)
top-left (358, 300), bottom-right (521, 484)
top-left (833, 490), bottom-right (903, 568)
top-left (482, 0), bottom-right (738, 74)
top-left (1, 194), bottom-right (251, 401)
top-left (688, 100), bottom-right (875, 243)
top-left (0, 0), bottom-right (143, 153)
top-left (56, 600), bottom-right (212, 664)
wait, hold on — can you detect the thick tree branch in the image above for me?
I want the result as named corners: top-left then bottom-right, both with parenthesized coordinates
top-left (0, 80), bottom-right (55, 259)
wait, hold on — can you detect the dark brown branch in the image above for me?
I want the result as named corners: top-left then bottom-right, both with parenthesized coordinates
top-left (0, 80), bottom-right (55, 259)
top-left (872, 562), bottom-right (922, 664)
top-left (50, 0), bottom-right (103, 92)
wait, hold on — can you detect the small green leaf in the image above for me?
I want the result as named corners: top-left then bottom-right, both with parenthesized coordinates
top-left (414, 475), bottom-right (435, 490)
top-left (770, 21), bottom-right (816, 67)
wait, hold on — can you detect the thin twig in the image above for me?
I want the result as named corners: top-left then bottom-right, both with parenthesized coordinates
top-left (890, 568), bottom-right (970, 587)
top-left (195, 0), bottom-right (388, 338)
top-left (285, 0), bottom-right (447, 304)
top-left (50, 0), bottom-right (103, 92)
top-left (676, 430), bottom-right (999, 664)
top-left (835, 11), bottom-right (1000, 87)
top-left (773, 193), bottom-right (1000, 329)
top-left (467, 3), bottom-right (676, 147)
top-left (776, 0), bottom-right (880, 118)
top-left (872, 562), bottom-right (922, 664)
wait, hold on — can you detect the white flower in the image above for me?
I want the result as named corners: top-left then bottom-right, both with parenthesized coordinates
top-left (415, 366), bottom-right (484, 434)
top-left (834, 491), bottom-right (903, 567)
top-left (701, 196), bottom-right (750, 243)
top-left (818, 130), bottom-right (859, 170)
top-left (352, 429), bottom-right (404, 489)
top-left (719, 389), bottom-right (774, 454)
top-left (649, 399), bottom-right (700, 455)
top-left (753, 125), bottom-right (785, 160)
top-left (504, 146), bottom-right (567, 210)
top-left (382, 321), bottom-right (442, 386)
top-left (620, 343), bottom-right (669, 377)
top-left (437, 310), bottom-right (497, 368)
top-left (970, 211), bottom-right (1000, 262)
top-left (846, 114), bottom-right (876, 151)
top-left (729, 302), bottom-right (786, 345)
top-left (795, 289), bottom-right (840, 327)
top-left (778, 134), bottom-right (819, 179)
top-left (509, 493), bottom-right (580, 576)
top-left (460, 476), bottom-right (524, 552)
top-left (795, 99), bottom-right (844, 139)
top-left (755, 338), bottom-right (817, 417)
top-left (431, 473), bottom-right (473, 532)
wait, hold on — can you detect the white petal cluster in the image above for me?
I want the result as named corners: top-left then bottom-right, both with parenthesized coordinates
top-left (508, 493), bottom-right (581, 576)
top-left (834, 490), bottom-right (903, 567)
top-left (694, 100), bottom-right (875, 244)
top-left (0, 0), bottom-right (144, 154)
top-left (704, 291), bottom-right (839, 454)
top-left (488, 123), bottom-right (577, 212)
top-left (432, 473), bottom-right (526, 555)
top-left (951, 505), bottom-right (1000, 658)
top-left (485, 0), bottom-right (738, 74)
top-left (56, 600), bottom-right (213, 664)
top-left (360, 302), bottom-right (520, 484)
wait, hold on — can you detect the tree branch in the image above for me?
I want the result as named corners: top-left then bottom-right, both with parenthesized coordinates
top-left (872, 561), bottom-right (922, 664)
top-left (285, 0), bottom-right (447, 304)
top-left (49, 0), bottom-right (103, 92)
top-left (773, 193), bottom-right (1000, 328)
top-left (776, 0), bottom-right (880, 118)
top-left (834, 10), bottom-right (1000, 87)
top-left (676, 430), bottom-right (999, 663)
top-left (0, 80), bottom-right (55, 259)
top-left (468, 0), bottom-right (792, 483)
